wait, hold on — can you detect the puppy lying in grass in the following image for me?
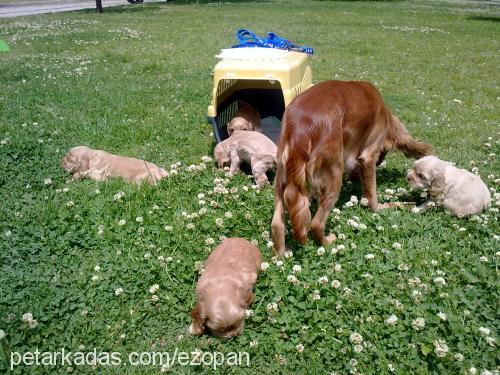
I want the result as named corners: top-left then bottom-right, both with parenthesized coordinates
top-left (227, 101), bottom-right (262, 135)
top-left (61, 145), bottom-right (168, 185)
top-left (189, 238), bottom-right (261, 339)
top-left (407, 155), bottom-right (491, 217)
top-left (214, 131), bottom-right (277, 187)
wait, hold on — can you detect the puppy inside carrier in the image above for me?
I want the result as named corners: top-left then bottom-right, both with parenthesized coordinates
top-left (207, 47), bottom-right (313, 144)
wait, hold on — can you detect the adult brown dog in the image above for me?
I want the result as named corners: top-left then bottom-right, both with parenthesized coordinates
top-left (271, 80), bottom-right (432, 255)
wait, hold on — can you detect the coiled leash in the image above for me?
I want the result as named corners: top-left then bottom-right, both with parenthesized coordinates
top-left (231, 29), bottom-right (314, 55)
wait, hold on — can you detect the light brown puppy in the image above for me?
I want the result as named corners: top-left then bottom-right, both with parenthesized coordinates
top-left (61, 145), bottom-right (168, 185)
top-left (407, 156), bottom-right (491, 217)
top-left (214, 131), bottom-right (277, 187)
top-left (271, 80), bottom-right (432, 255)
top-left (189, 238), bottom-right (261, 339)
top-left (227, 101), bottom-right (262, 135)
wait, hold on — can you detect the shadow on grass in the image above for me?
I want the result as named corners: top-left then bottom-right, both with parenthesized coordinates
top-left (467, 15), bottom-right (500, 22)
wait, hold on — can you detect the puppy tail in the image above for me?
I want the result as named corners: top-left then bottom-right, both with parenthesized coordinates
top-left (391, 115), bottom-right (432, 159)
top-left (281, 142), bottom-right (311, 245)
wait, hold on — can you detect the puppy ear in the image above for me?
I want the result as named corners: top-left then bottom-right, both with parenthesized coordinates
top-left (189, 302), bottom-right (205, 335)
top-left (240, 289), bottom-right (255, 308)
top-left (430, 174), bottom-right (445, 195)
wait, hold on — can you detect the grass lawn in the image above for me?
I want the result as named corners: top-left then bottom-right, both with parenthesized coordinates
top-left (0, 0), bottom-right (499, 373)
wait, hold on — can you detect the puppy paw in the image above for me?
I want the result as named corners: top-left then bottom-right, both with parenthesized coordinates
top-left (188, 323), bottom-right (203, 335)
top-left (324, 233), bottom-right (336, 245)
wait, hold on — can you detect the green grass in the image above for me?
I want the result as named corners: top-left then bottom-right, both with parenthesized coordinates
top-left (0, 1), bottom-right (499, 374)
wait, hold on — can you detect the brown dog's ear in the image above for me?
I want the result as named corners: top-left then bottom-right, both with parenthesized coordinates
top-left (430, 174), bottom-right (446, 196)
top-left (189, 302), bottom-right (205, 335)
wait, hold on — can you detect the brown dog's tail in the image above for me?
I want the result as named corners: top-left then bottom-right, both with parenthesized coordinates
top-left (280, 139), bottom-right (311, 245)
top-left (391, 115), bottom-right (432, 158)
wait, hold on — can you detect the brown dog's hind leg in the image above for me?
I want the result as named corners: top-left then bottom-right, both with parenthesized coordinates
top-left (310, 163), bottom-right (342, 246)
top-left (358, 153), bottom-right (385, 210)
top-left (271, 167), bottom-right (287, 255)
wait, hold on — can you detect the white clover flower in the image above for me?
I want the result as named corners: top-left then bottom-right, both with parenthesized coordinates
top-left (287, 274), bottom-right (298, 284)
top-left (485, 336), bottom-right (496, 347)
top-left (468, 367), bottom-right (477, 375)
top-left (353, 344), bottom-right (363, 353)
top-left (433, 339), bottom-right (449, 357)
top-left (296, 343), bottom-right (304, 353)
top-left (318, 276), bottom-right (329, 285)
top-left (393, 242), bottom-right (402, 250)
top-left (364, 253), bottom-right (375, 260)
top-left (479, 256), bottom-right (488, 262)
top-left (479, 327), bottom-right (491, 336)
top-left (312, 290), bottom-right (321, 300)
top-left (94, 265), bottom-right (101, 272)
top-left (186, 223), bottom-right (194, 230)
top-left (267, 241), bottom-right (274, 249)
top-left (251, 239), bottom-right (258, 246)
top-left (149, 284), bottom-right (159, 294)
top-left (284, 251), bottom-right (293, 258)
top-left (151, 295), bottom-right (159, 303)
top-left (412, 317), bottom-right (425, 331)
top-left (28, 319), bottom-right (38, 329)
top-left (245, 309), bottom-right (254, 318)
top-left (331, 280), bottom-right (341, 288)
top-left (201, 156), bottom-right (212, 163)
top-left (164, 225), bottom-right (173, 231)
top-left (316, 246), bottom-right (326, 256)
top-left (433, 277), bottom-right (446, 286)
top-left (224, 211), bottom-right (233, 219)
top-left (260, 262), bottom-right (269, 271)
top-left (292, 265), bottom-right (302, 273)
top-left (0, 329), bottom-right (5, 339)
top-left (118, 219), bottom-right (126, 226)
top-left (454, 353), bottom-right (464, 362)
top-left (113, 191), bottom-right (125, 201)
top-left (4, 230), bottom-right (12, 237)
top-left (275, 260), bottom-right (284, 269)
top-left (22, 313), bottom-right (33, 322)
top-left (205, 238), bottom-right (215, 246)
top-left (334, 263), bottom-right (342, 272)
top-left (437, 312), bottom-right (447, 321)
top-left (249, 339), bottom-right (258, 348)
top-left (344, 201), bottom-right (354, 208)
top-left (350, 195), bottom-right (358, 204)
top-left (115, 288), bottom-right (123, 296)
top-left (349, 332), bottom-right (363, 344)
top-left (66, 201), bottom-right (74, 207)
top-left (144, 252), bottom-right (151, 260)
top-left (398, 263), bottom-right (410, 271)
top-left (91, 275), bottom-right (99, 282)
top-left (215, 218), bottom-right (224, 227)
top-left (266, 302), bottom-right (279, 313)
top-left (360, 197), bottom-right (369, 206)
top-left (44, 178), bottom-right (52, 185)
top-left (349, 358), bottom-right (358, 367)
top-left (385, 315), bottom-right (398, 326)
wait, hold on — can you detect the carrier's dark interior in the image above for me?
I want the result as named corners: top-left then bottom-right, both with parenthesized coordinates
top-left (208, 88), bottom-right (285, 144)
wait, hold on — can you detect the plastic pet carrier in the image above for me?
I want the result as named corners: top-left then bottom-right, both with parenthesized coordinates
top-left (207, 48), bottom-right (312, 144)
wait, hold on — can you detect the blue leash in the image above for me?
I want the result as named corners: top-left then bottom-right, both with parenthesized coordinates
top-left (232, 29), bottom-right (314, 55)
